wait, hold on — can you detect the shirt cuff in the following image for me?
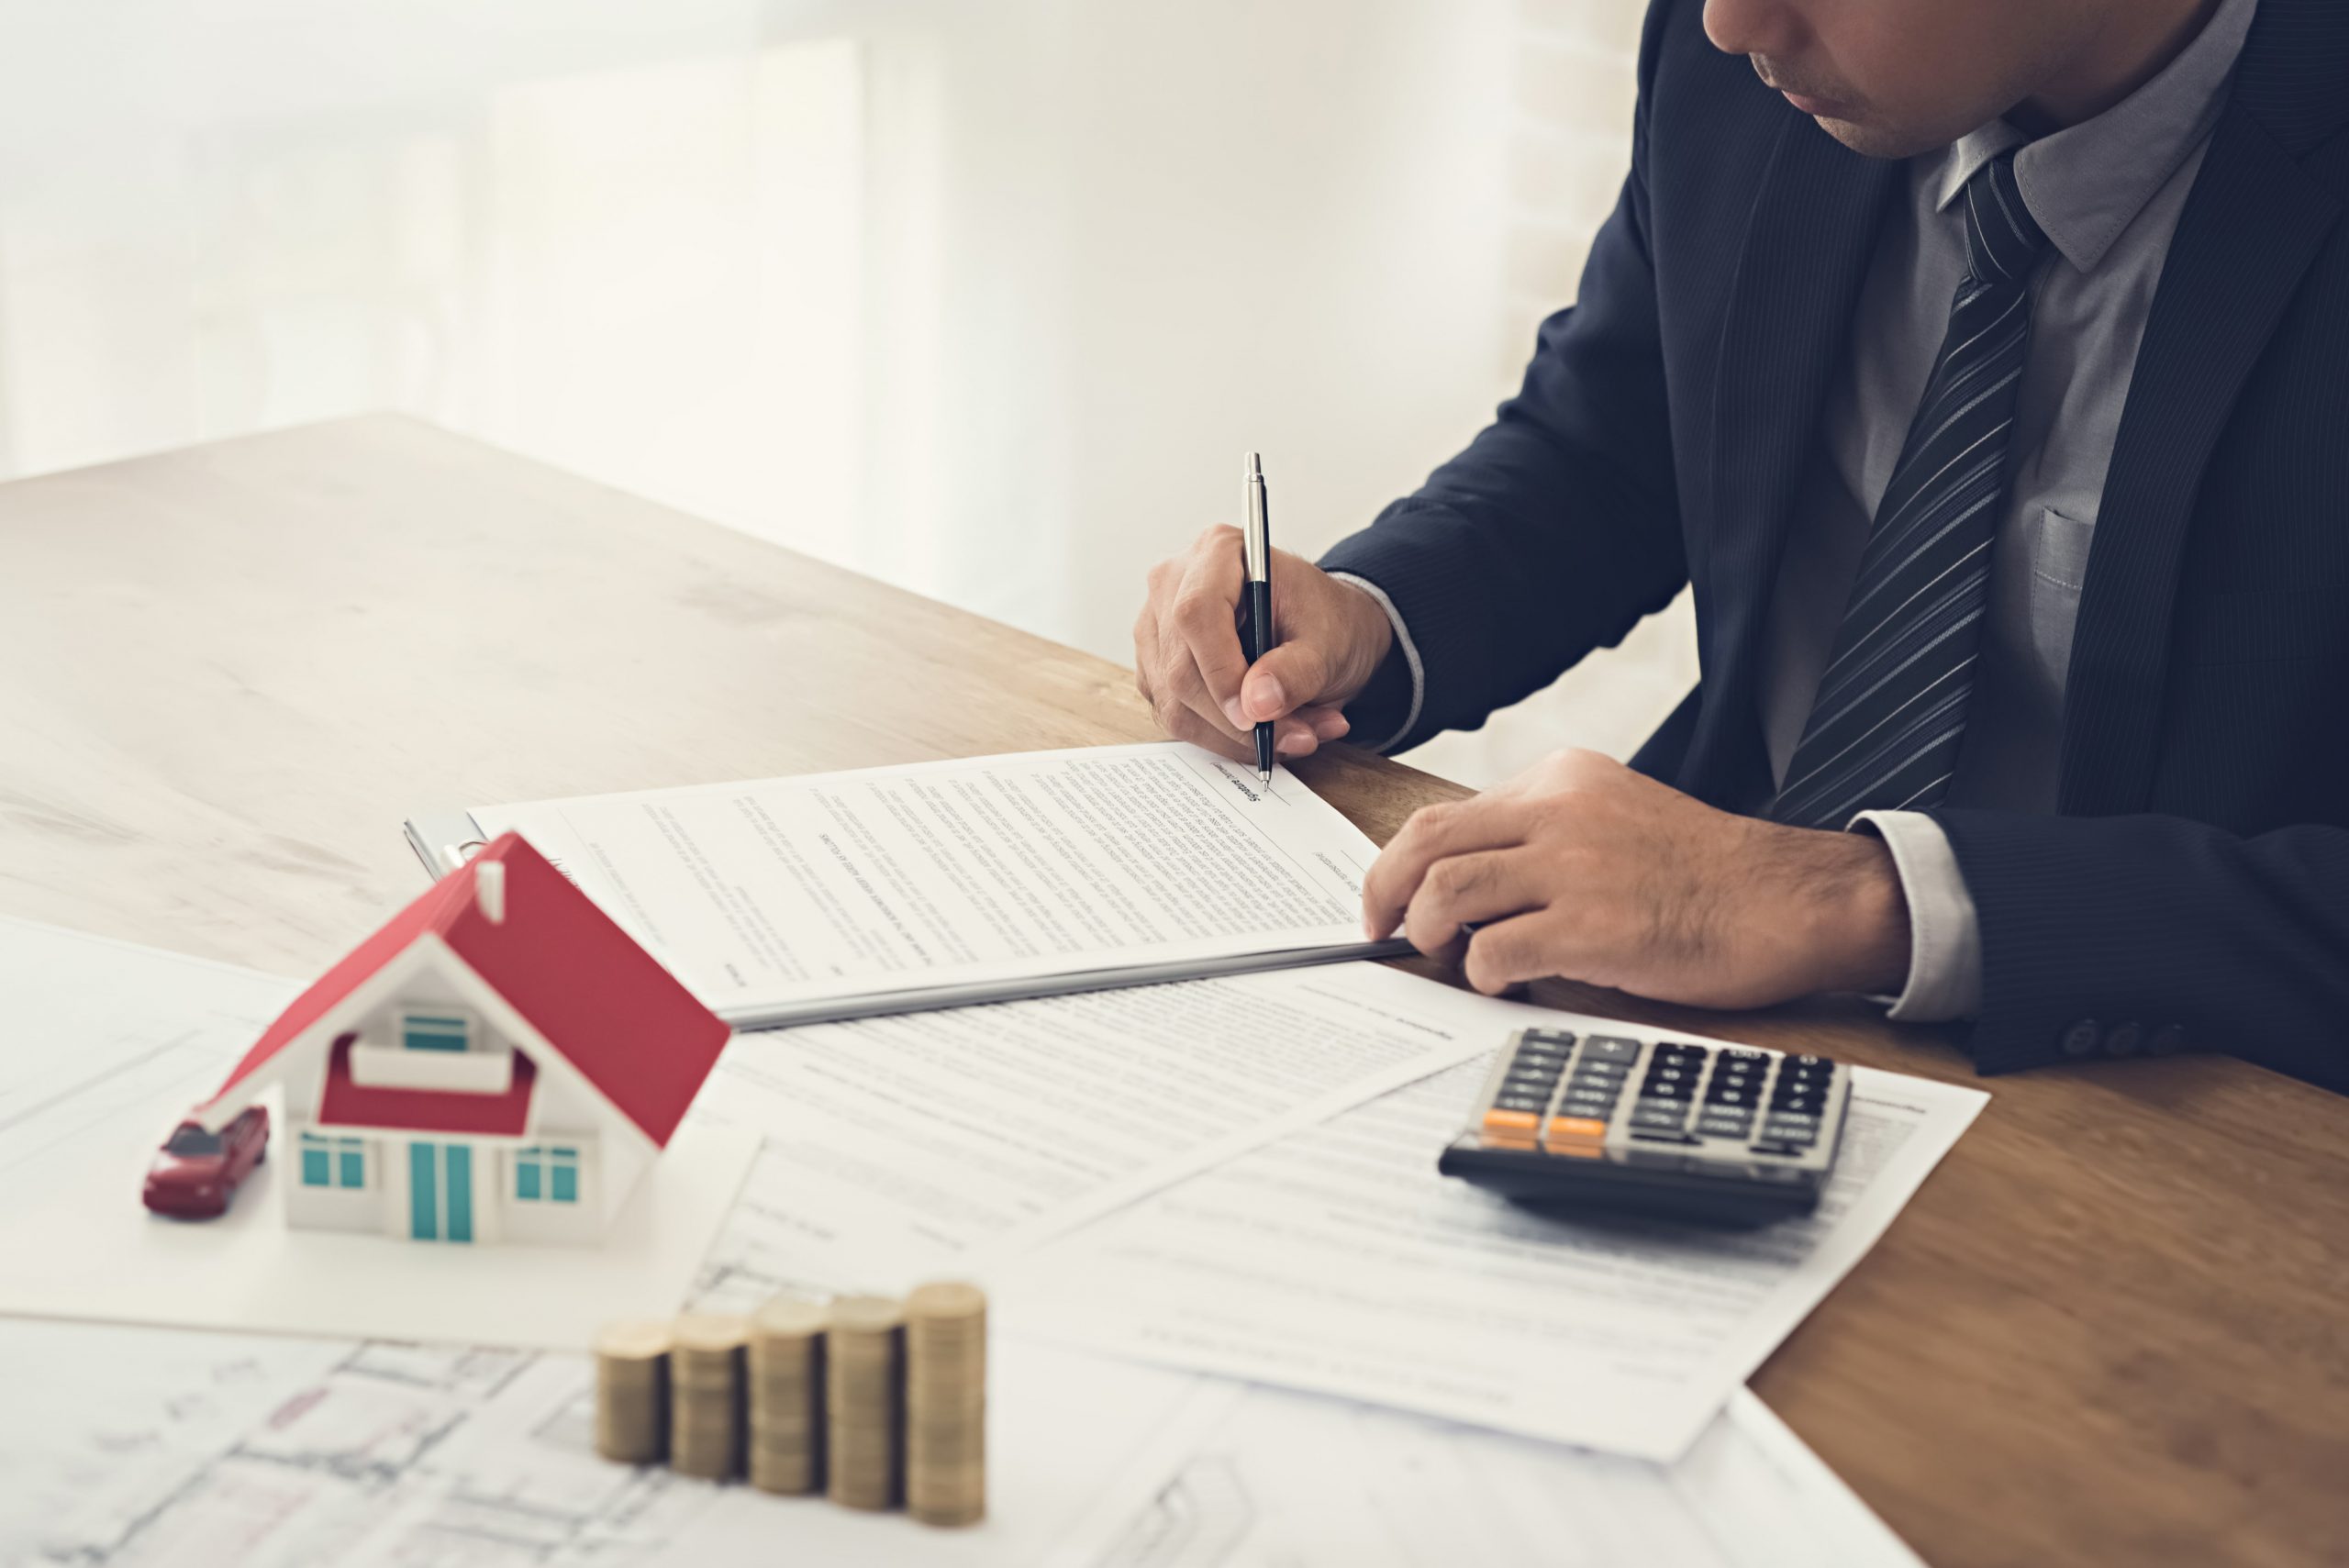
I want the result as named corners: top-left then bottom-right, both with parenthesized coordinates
top-left (1850, 809), bottom-right (1985, 1022)
top-left (1325, 572), bottom-right (1425, 754)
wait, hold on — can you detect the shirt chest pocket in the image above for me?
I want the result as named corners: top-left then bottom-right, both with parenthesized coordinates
top-left (2026, 506), bottom-right (2096, 697)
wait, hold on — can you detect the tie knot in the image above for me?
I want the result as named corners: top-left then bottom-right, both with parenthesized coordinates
top-left (1961, 152), bottom-right (2051, 289)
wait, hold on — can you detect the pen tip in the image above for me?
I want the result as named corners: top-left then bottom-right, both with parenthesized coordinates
top-left (1258, 767), bottom-right (1272, 785)
top-left (1245, 450), bottom-right (1262, 478)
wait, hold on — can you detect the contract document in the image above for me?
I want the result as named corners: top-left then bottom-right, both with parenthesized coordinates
top-left (408, 743), bottom-right (1408, 1029)
top-left (686, 961), bottom-right (1506, 1300)
top-left (997, 1028), bottom-right (1987, 1462)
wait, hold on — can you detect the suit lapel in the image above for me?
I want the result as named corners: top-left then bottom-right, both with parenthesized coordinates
top-left (1680, 117), bottom-right (1901, 806)
top-left (2059, 105), bottom-right (2345, 813)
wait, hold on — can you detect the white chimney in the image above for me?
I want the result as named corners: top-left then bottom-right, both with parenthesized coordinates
top-left (475, 859), bottom-right (507, 925)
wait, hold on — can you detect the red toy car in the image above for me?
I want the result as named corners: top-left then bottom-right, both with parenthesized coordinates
top-left (142, 1106), bottom-right (270, 1218)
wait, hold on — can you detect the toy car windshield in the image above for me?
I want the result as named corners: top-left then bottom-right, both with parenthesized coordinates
top-left (164, 1124), bottom-right (223, 1155)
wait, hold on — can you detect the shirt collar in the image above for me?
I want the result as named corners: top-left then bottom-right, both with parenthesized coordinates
top-left (1932, 0), bottom-right (2260, 272)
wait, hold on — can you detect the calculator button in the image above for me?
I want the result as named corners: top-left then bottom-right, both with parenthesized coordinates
top-left (1543, 1116), bottom-right (1609, 1142)
top-left (1638, 1081), bottom-right (1692, 1102)
top-left (1523, 1029), bottom-right (1577, 1050)
top-left (1542, 1140), bottom-right (1602, 1160)
top-left (1695, 1112), bottom-right (1755, 1140)
top-left (1644, 1065), bottom-right (1697, 1089)
top-left (1579, 1036), bottom-right (1642, 1064)
top-left (1702, 1085), bottom-right (1756, 1108)
top-left (1480, 1111), bottom-right (1540, 1145)
top-left (1558, 1098), bottom-right (1619, 1125)
top-left (1630, 1106), bottom-right (1689, 1132)
top-left (1568, 1059), bottom-right (1630, 1083)
top-left (1503, 1069), bottom-right (1562, 1092)
top-left (1718, 1048), bottom-right (1768, 1064)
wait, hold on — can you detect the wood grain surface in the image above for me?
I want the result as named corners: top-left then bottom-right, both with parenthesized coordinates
top-left (3, 417), bottom-right (2343, 1567)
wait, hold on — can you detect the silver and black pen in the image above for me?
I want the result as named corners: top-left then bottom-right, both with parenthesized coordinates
top-left (1241, 452), bottom-right (1276, 784)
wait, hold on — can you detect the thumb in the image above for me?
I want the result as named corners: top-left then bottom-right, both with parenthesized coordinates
top-left (1240, 642), bottom-right (1333, 723)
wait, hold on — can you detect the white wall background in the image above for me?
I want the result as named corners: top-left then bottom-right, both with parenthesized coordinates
top-left (0, 0), bottom-right (1694, 789)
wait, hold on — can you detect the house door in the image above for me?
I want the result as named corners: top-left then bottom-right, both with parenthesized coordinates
top-left (406, 1140), bottom-right (475, 1242)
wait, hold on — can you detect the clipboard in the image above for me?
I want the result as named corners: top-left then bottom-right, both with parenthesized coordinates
top-left (403, 808), bottom-right (492, 879)
top-left (398, 802), bottom-right (1412, 1035)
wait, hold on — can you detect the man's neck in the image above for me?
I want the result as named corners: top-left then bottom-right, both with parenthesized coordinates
top-left (2012, 0), bottom-right (2225, 134)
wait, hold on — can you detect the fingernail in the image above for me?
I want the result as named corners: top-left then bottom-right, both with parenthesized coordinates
top-left (1221, 698), bottom-right (1246, 728)
top-left (1252, 674), bottom-right (1286, 715)
top-left (1275, 731), bottom-right (1310, 756)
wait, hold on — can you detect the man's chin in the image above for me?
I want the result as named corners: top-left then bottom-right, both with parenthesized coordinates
top-left (1807, 114), bottom-right (1942, 161)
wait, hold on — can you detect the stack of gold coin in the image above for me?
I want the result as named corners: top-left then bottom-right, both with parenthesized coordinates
top-left (826, 1295), bottom-right (906, 1511)
top-left (904, 1281), bottom-right (987, 1527)
top-left (669, 1312), bottom-right (750, 1481)
top-left (747, 1295), bottom-right (829, 1495)
top-left (594, 1318), bottom-right (673, 1464)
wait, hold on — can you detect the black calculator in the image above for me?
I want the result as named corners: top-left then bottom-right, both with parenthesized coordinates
top-left (1437, 1028), bottom-right (1853, 1225)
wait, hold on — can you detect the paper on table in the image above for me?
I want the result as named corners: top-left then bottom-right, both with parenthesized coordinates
top-left (684, 961), bottom-right (1504, 1303)
top-left (0, 918), bottom-right (1483, 1351)
top-left (0, 917), bottom-right (757, 1351)
top-left (996, 1006), bottom-right (1987, 1462)
top-left (461, 742), bottom-right (1406, 1029)
top-left (1048, 1384), bottom-right (1923, 1568)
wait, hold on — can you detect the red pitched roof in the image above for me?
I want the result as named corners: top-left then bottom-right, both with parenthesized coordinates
top-left (210, 833), bottom-right (729, 1147)
top-left (317, 1034), bottom-right (538, 1137)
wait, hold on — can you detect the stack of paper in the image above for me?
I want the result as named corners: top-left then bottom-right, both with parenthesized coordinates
top-left (0, 743), bottom-right (1987, 1566)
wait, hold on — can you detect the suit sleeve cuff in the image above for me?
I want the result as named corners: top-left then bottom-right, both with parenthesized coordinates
top-left (1325, 572), bottom-right (1425, 755)
top-left (1851, 809), bottom-right (1984, 1022)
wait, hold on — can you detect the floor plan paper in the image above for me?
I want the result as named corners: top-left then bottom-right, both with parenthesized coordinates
top-left (0, 917), bottom-right (758, 1350)
top-left (996, 1036), bottom-right (1987, 1462)
top-left (0, 1313), bottom-right (1921, 1568)
top-left (459, 742), bottom-right (1402, 1028)
top-left (3, 917), bottom-right (1928, 1567)
top-left (1050, 1385), bottom-right (1924, 1568)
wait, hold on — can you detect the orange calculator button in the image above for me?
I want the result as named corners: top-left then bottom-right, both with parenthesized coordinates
top-left (1543, 1116), bottom-right (1609, 1141)
top-left (1481, 1108), bottom-right (1541, 1136)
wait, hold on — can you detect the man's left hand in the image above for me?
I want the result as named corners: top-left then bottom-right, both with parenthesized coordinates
top-left (1363, 749), bottom-right (1913, 1009)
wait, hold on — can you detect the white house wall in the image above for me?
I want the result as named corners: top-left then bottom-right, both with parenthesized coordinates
top-left (279, 1118), bottom-right (383, 1235)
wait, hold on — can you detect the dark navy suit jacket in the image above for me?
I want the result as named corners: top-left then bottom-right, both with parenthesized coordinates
top-left (1322, 0), bottom-right (2349, 1090)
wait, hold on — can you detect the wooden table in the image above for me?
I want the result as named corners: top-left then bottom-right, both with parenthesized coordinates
top-left (3, 417), bottom-right (2343, 1567)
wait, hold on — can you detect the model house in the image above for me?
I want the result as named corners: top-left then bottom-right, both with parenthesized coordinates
top-left (195, 832), bottom-right (730, 1245)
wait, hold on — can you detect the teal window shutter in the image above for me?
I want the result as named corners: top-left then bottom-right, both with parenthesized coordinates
top-left (516, 1147), bottom-right (542, 1201)
top-left (551, 1162), bottom-right (578, 1204)
top-left (299, 1133), bottom-right (330, 1187)
top-left (338, 1140), bottom-right (365, 1188)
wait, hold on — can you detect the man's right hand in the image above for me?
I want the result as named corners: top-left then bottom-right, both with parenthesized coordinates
top-left (1132, 526), bottom-right (1396, 763)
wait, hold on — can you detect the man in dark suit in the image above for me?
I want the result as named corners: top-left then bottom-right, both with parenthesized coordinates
top-left (1131, 0), bottom-right (2349, 1090)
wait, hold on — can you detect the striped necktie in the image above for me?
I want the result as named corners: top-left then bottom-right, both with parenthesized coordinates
top-left (1772, 150), bottom-right (2053, 830)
